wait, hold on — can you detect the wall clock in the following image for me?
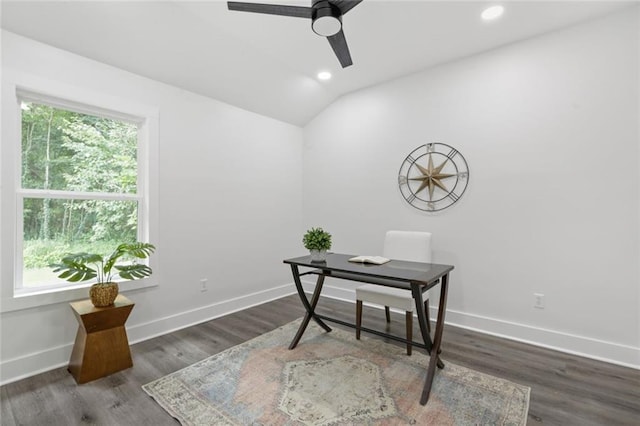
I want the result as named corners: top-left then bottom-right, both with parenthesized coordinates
top-left (397, 143), bottom-right (469, 212)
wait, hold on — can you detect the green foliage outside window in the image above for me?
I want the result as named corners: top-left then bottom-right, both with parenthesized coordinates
top-left (20, 102), bottom-right (140, 286)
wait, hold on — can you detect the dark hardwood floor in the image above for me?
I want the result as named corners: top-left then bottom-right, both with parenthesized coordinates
top-left (1, 295), bottom-right (638, 425)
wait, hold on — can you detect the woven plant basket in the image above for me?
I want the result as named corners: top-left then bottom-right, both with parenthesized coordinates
top-left (89, 283), bottom-right (119, 307)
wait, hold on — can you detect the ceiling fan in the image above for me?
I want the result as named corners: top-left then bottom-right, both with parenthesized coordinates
top-left (227, 0), bottom-right (363, 68)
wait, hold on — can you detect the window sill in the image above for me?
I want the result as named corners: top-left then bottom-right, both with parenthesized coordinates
top-left (0, 279), bottom-right (158, 313)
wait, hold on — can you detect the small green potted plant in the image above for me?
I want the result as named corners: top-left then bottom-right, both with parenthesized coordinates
top-left (51, 242), bottom-right (155, 307)
top-left (303, 227), bottom-right (332, 262)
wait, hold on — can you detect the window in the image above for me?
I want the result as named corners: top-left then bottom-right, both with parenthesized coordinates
top-left (16, 92), bottom-right (147, 296)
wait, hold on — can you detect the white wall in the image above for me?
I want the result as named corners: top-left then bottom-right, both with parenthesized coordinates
top-left (0, 31), bottom-right (303, 383)
top-left (303, 9), bottom-right (639, 367)
top-left (1, 7), bottom-right (638, 384)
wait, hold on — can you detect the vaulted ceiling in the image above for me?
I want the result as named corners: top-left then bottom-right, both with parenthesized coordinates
top-left (1, 1), bottom-right (633, 126)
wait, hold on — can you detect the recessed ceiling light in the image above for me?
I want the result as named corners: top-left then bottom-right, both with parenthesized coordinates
top-left (481, 5), bottom-right (504, 21)
top-left (317, 71), bottom-right (332, 81)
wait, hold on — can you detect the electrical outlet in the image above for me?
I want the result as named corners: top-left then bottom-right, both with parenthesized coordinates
top-left (534, 293), bottom-right (544, 309)
top-left (200, 278), bottom-right (208, 292)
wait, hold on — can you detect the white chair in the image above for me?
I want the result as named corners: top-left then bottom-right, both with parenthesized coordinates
top-left (355, 231), bottom-right (432, 355)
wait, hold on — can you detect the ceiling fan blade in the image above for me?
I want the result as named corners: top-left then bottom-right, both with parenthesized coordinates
top-left (228, 2), bottom-right (313, 19)
top-left (327, 29), bottom-right (353, 68)
top-left (331, 0), bottom-right (363, 15)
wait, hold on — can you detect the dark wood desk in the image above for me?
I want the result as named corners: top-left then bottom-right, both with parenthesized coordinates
top-left (68, 294), bottom-right (134, 384)
top-left (284, 253), bottom-right (453, 405)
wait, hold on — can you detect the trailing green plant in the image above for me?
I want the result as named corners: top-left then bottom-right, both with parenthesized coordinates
top-left (302, 227), bottom-right (332, 251)
top-left (50, 242), bottom-right (155, 285)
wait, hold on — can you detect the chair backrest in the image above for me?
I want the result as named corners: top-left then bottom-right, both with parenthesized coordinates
top-left (382, 231), bottom-right (432, 263)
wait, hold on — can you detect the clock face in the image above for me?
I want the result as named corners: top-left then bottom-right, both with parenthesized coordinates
top-left (397, 143), bottom-right (469, 212)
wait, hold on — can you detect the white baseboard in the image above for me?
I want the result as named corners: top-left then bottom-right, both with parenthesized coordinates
top-left (308, 281), bottom-right (640, 370)
top-left (4, 280), bottom-right (636, 386)
top-left (0, 284), bottom-right (295, 386)
top-left (126, 284), bottom-right (295, 345)
top-left (442, 308), bottom-right (640, 370)
top-left (0, 345), bottom-right (72, 386)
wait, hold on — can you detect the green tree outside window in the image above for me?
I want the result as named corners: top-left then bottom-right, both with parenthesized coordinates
top-left (20, 102), bottom-right (140, 289)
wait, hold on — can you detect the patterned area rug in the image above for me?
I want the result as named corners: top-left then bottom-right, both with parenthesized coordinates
top-left (143, 320), bottom-right (530, 425)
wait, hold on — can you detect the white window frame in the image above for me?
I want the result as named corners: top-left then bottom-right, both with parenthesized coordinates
top-left (1, 77), bottom-right (159, 313)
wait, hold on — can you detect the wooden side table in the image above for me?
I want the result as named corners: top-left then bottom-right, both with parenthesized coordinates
top-left (68, 294), bottom-right (135, 384)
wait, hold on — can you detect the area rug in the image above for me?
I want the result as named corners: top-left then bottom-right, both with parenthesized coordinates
top-left (143, 320), bottom-right (530, 425)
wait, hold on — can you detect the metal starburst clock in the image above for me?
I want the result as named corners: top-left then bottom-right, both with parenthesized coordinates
top-left (398, 143), bottom-right (469, 212)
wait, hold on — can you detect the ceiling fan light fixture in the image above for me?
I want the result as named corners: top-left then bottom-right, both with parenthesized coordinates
top-left (312, 2), bottom-right (342, 36)
top-left (228, 0), bottom-right (361, 68)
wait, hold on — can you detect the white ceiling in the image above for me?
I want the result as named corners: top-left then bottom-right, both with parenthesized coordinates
top-left (1, 1), bottom-right (634, 126)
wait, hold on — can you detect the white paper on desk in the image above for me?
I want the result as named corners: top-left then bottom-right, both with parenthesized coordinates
top-left (348, 256), bottom-right (390, 265)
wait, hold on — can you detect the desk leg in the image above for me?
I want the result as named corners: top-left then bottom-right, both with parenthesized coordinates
top-left (411, 283), bottom-right (445, 369)
top-left (289, 265), bottom-right (331, 350)
top-left (419, 272), bottom-right (449, 405)
top-left (411, 283), bottom-right (433, 354)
